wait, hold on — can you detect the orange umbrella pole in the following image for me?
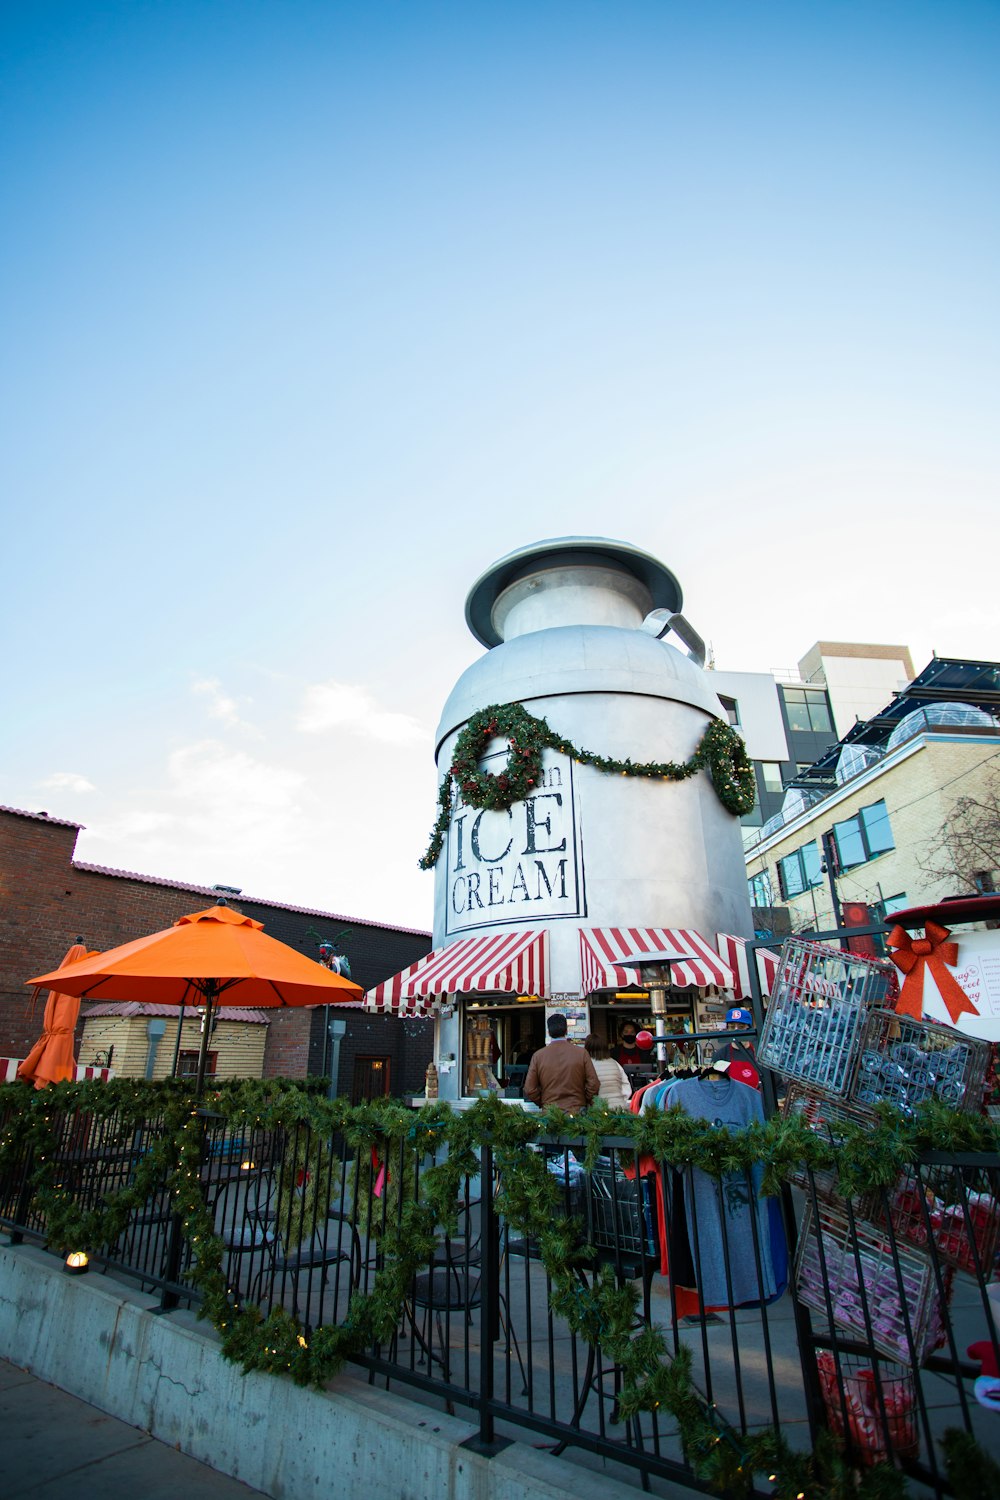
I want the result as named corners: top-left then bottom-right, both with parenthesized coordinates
top-left (170, 995), bottom-right (188, 1078)
top-left (194, 982), bottom-right (218, 1095)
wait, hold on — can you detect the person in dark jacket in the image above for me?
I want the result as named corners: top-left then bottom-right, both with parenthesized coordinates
top-left (524, 1014), bottom-right (600, 1114)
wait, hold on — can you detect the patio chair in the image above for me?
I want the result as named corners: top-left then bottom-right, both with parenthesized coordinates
top-left (403, 1202), bottom-right (482, 1384)
top-left (239, 1174), bottom-right (361, 1319)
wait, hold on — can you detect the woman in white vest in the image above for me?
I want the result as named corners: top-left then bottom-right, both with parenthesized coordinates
top-left (584, 1034), bottom-right (633, 1110)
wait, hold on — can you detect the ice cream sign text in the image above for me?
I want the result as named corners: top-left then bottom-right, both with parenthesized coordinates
top-left (445, 749), bottom-right (585, 933)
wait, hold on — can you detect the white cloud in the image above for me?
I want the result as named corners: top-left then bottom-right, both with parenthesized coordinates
top-left (40, 771), bottom-right (96, 794)
top-left (192, 677), bottom-right (259, 734)
top-left (168, 740), bottom-right (304, 813)
top-left (297, 681), bottom-right (429, 744)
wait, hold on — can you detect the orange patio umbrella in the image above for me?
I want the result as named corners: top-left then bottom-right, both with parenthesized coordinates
top-left (18, 943), bottom-right (97, 1089)
top-left (28, 905), bottom-right (363, 1092)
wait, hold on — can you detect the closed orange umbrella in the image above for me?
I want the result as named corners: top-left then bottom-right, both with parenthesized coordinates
top-left (18, 943), bottom-right (96, 1089)
top-left (28, 905), bottom-right (363, 1092)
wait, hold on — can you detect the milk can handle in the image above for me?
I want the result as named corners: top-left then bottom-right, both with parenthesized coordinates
top-left (642, 610), bottom-right (707, 668)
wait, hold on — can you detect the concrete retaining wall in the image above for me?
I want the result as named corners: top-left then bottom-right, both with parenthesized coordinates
top-left (0, 1242), bottom-right (648, 1500)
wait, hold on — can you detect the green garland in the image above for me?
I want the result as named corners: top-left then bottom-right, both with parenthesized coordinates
top-left (3, 1079), bottom-right (998, 1497)
top-left (420, 703), bottom-right (756, 868)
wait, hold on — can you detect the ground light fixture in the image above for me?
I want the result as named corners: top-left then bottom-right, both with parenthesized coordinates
top-left (64, 1251), bottom-right (90, 1275)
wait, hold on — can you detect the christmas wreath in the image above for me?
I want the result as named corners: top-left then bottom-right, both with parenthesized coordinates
top-left (420, 702), bottom-right (757, 869)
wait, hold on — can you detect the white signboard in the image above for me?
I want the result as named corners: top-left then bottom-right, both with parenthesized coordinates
top-left (922, 929), bottom-right (1000, 1041)
top-left (445, 747), bottom-right (586, 935)
top-left (545, 998), bottom-right (589, 1043)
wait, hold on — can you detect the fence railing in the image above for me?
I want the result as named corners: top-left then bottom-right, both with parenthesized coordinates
top-left (1, 1087), bottom-right (999, 1497)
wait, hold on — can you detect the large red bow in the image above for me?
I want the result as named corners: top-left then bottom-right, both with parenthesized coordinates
top-left (887, 921), bottom-right (978, 1025)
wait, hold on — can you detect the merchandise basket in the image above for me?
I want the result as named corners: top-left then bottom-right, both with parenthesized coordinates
top-left (781, 1083), bottom-right (875, 1203)
top-left (869, 1163), bottom-right (1000, 1277)
top-left (585, 1159), bottom-right (657, 1261)
top-left (758, 938), bottom-right (899, 1096)
top-left (815, 1351), bottom-right (918, 1467)
top-left (851, 1009), bottom-right (989, 1116)
top-left (794, 1198), bottom-right (950, 1364)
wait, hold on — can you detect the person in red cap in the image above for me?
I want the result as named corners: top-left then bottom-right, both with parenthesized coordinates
top-left (713, 1005), bottom-right (760, 1088)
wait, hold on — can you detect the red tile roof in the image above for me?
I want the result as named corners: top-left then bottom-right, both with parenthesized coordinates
top-left (83, 1002), bottom-right (271, 1024)
top-left (72, 861), bottom-right (431, 937)
top-left (0, 804), bottom-right (83, 830)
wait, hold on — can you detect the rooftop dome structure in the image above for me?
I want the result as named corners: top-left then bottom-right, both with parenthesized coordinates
top-left (885, 702), bottom-right (998, 751)
top-left (835, 743), bottom-right (883, 785)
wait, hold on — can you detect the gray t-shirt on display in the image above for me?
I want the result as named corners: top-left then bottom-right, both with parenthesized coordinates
top-left (670, 1076), bottom-right (776, 1306)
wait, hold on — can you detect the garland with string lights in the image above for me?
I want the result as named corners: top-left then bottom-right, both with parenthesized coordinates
top-left (2, 1079), bottom-right (998, 1497)
top-left (419, 702), bottom-right (756, 868)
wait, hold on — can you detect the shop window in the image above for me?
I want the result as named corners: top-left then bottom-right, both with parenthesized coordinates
top-left (777, 841), bottom-right (823, 898)
top-left (748, 870), bottom-right (773, 906)
top-left (178, 1051), bottom-right (217, 1077)
top-left (782, 688), bottom-right (833, 735)
top-left (833, 799), bottom-right (894, 870)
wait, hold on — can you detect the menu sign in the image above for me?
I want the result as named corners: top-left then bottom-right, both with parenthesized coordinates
top-left (445, 747), bottom-right (586, 934)
top-left (923, 930), bottom-right (1000, 1041)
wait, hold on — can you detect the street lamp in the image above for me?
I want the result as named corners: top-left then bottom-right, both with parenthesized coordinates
top-left (618, 951), bottom-right (699, 1067)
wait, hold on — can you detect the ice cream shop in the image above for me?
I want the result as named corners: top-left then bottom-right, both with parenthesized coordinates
top-left (365, 536), bottom-right (765, 1100)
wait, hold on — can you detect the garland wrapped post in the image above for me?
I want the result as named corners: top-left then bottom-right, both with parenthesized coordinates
top-left (420, 702), bottom-right (756, 868)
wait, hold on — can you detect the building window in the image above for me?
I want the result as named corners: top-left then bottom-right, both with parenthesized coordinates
top-left (833, 799), bottom-right (894, 870)
top-left (718, 695), bottom-right (740, 727)
top-left (748, 870), bottom-right (773, 906)
top-left (881, 893), bottom-right (909, 916)
top-left (777, 841), bottom-right (823, 898)
top-left (782, 688), bottom-right (833, 734)
top-left (178, 1050), bottom-right (217, 1077)
top-left (760, 763), bottom-right (784, 794)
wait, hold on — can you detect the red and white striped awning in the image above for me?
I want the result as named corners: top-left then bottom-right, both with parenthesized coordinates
top-left (579, 928), bottom-right (735, 994)
top-left (365, 930), bottom-right (548, 1017)
top-left (716, 933), bottom-right (780, 1001)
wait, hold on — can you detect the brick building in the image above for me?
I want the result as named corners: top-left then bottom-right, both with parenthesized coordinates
top-left (0, 805), bottom-right (433, 1098)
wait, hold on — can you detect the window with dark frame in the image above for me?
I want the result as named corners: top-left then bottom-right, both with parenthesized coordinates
top-left (777, 841), bottom-right (823, 898)
top-left (760, 763), bottom-right (784, 794)
top-left (748, 870), bottom-right (773, 906)
top-left (178, 1050), bottom-right (217, 1077)
top-left (833, 799), bottom-right (895, 870)
top-left (782, 688), bottom-right (833, 735)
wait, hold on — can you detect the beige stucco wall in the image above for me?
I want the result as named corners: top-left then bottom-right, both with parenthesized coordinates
top-left (79, 1014), bottom-right (268, 1080)
top-left (746, 733), bottom-right (999, 930)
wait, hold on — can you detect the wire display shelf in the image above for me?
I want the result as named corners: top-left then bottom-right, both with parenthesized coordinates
top-left (815, 1351), bottom-right (918, 1467)
top-left (795, 1199), bottom-right (950, 1365)
top-left (852, 1008), bottom-right (989, 1115)
top-left (758, 938), bottom-right (898, 1096)
top-left (781, 1082), bottom-right (875, 1203)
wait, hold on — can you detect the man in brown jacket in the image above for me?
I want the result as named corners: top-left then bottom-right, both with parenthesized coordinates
top-left (524, 1013), bottom-right (600, 1114)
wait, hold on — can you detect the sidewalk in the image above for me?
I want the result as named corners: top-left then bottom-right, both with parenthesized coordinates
top-left (1, 1358), bottom-right (271, 1500)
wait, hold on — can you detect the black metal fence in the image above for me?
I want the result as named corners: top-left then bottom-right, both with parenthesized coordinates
top-left (2, 1096), bottom-right (999, 1497)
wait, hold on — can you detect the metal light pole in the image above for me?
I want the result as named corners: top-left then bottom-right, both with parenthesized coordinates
top-left (820, 829), bottom-right (844, 943)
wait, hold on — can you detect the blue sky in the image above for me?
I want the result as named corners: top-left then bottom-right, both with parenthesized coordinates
top-left (2, 1), bottom-right (998, 930)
